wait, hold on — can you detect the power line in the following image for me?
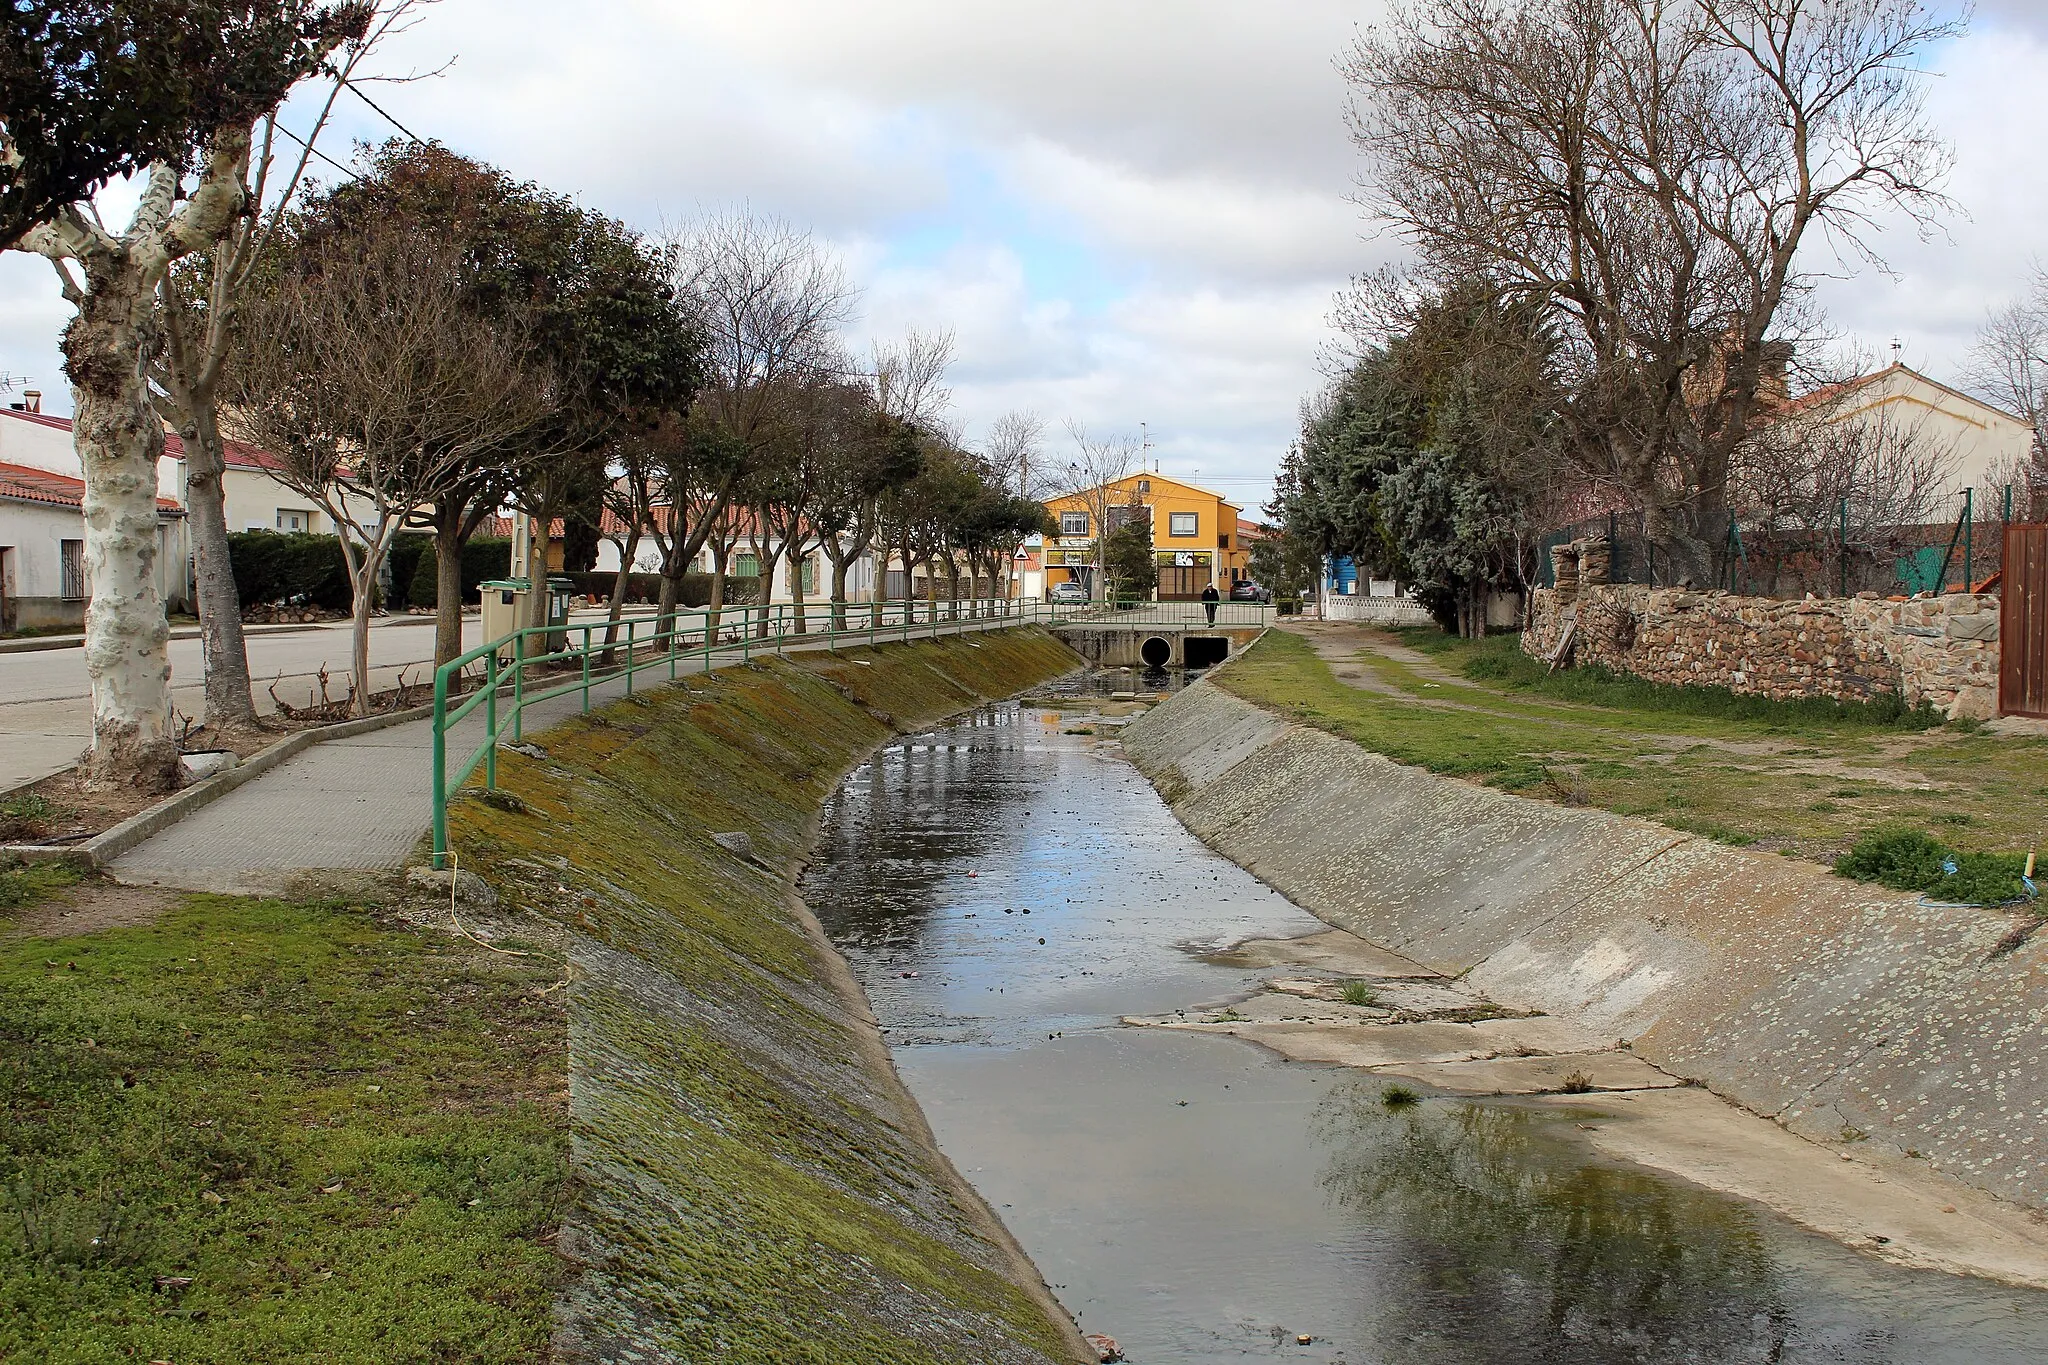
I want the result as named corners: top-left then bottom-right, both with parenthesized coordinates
top-left (271, 121), bottom-right (357, 181)
top-left (346, 80), bottom-right (430, 145)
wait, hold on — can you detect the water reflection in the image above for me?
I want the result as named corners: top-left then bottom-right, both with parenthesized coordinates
top-left (1316, 1087), bottom-right (1799, 1362)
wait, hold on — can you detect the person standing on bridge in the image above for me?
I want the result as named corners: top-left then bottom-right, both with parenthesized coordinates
top-left (1201, 582), bottom-right (1220, 626)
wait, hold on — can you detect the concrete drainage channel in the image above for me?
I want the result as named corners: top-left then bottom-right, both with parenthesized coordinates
top-left (1118, 675), bottom-right (2048, 1223)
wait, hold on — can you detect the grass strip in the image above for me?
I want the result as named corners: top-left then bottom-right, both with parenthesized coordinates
top-left (1, 879), bottom-right (567, 1364)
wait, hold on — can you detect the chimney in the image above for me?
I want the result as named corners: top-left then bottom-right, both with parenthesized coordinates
top-left (22, 390), bottom-right (39, 413)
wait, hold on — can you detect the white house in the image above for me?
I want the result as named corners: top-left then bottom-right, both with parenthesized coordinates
top-left (0, 394), bottom-right (373, 632)
top-left (0, 402), bottom-right (189, 630)
top-left (1791, 363), bottom-right (2036, 511)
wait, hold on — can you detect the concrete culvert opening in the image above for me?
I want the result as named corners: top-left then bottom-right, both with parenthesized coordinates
top-left (1140, 636), bottom-right (1174, 668)
top-left (1183, 637), bottom-right (1229, 669)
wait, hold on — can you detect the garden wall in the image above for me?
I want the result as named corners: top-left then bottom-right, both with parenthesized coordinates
top-left (1523, 583), bottom-right (2002, 719)
top-left (445, 631), bottom-right (1092, 1364)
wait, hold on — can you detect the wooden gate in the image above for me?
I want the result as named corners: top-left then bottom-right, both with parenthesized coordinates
top-left (2001, 523), bottom-right (2048, 718)
top-left (1157, 564), bottom-right (1207, 600)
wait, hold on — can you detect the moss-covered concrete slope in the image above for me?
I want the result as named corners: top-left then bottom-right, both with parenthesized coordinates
top-left (444, 630), bottom-right (1091, 1365)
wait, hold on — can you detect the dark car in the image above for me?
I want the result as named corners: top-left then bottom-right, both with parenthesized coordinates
top-left (1229, 579), bottom-right (1272, 603)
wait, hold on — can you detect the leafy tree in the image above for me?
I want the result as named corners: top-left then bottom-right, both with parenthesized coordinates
top-left (1101, 515), bottom-right (1156, 604)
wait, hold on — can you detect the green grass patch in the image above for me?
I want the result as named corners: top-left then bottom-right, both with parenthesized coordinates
top-left (1340, 980), bottom-right (1380, 1007)
top-left (0, 891), bottom-right (567, 1363)
top-left (1220, 629), bottom-right (2048, 860)
top-left (1832, 827), bottom-right (2036, 907)
top-left (0, 860), bottom-right (82, 911)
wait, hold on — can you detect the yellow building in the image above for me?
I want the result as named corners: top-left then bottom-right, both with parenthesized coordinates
top-left (1041, 473), bottom-right (1249, 599)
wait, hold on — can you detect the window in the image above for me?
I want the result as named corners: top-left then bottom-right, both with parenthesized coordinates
top-left (1169, 511), bottom-right (1198, 538)
top-left (59, 538), bottom-right (85, 600)
top-left (731, 552), bottom-right (760, 578)
top-left (797, 555), bottom-right (817, 595)
top-left (1060, 511), bottom-right (1089, 537)
top-left (276, 508), bottom-right (313, 532)
top-left (1137, 479), bottom-right (1151, 493)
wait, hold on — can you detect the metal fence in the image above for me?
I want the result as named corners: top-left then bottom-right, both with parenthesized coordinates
top-left (428, 595), bottom-right (1275, 864)
top-left (1539, 488), bottom-right (2033, 600)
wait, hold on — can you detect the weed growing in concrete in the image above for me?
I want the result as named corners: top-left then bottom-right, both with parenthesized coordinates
top-left (1560, 1071), bottom-right (1595, 1094)
top-left (1341, 980), bottom-right (1380, 1007)
top-left (1380, 1084), bottom-right (1421, 1109)
top-left (1834, 826), bottom-right (2032, 906)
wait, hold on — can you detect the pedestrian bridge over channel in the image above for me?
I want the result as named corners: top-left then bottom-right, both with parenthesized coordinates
top-left (1047, 602), bottom-right (1273, 670)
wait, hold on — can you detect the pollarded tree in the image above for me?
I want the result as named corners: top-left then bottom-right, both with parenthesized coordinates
top-left (226, 224), bottom-right (550, 713)
top-left (2, 0), bottom-right (369, 790)
top-left (149, 2), bottom-right (424, 735)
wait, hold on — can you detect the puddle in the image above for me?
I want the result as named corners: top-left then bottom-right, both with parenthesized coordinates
top-left (805, 696), bottom-right (2048, 1362)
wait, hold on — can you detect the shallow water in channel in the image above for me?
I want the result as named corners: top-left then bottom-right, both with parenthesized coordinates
top-left (804, 695), bottom-right (2048, 1364)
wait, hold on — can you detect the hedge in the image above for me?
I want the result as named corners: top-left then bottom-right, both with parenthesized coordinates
top-left (227, 532), bottom-right (352, 610)
top-left (228, 531), bottom-right (437, 611)
top-left (406, 537), bottom-right (513, 608)
top-left (559, 571), bottom-right (764, 608)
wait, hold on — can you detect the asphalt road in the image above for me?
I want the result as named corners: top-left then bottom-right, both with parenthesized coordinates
top-left (0, 614), bottom-right (481, 791)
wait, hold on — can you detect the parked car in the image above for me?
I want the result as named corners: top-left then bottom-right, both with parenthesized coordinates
top-left (1049, 580), bottom-right (1090, 604)
top-left (1229, 579), bottom-right (1272, 603)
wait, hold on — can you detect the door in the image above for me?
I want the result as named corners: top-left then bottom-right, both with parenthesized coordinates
top-left (2001, 524), bottom-right (2048, 718)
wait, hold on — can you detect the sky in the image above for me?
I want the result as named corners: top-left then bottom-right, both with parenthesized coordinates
top-left (2, 0), bottom-right (2044, 514)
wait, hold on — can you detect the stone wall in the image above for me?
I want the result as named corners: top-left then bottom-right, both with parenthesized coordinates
top-left (1523, 583), bottom-right (2002, 719)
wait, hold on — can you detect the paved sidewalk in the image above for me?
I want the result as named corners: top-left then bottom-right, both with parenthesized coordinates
top-left (107, 619), bottom-right (1022, 892)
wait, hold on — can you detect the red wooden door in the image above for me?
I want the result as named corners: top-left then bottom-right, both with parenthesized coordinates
top-left (2001, 524), bottom-right (2048, 718)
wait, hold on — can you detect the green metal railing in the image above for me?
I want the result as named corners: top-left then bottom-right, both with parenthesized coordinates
top-left (429, 594), bottom-right (1277, 864)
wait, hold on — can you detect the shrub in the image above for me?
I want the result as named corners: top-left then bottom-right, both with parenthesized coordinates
top-left (1834, 825), bottom-right (2031, 905)
top-left (226, 531), bottom-right (353, 610)
top-left (406, 537), bottom-right (513, 608)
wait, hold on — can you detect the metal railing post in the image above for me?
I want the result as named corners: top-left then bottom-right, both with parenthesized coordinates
top-left (485, 661), bottom-right (499, 790)
top-left (625, 625), bottom-right (635, 696)
top-left (431, 663), bottom-right (450, 867)
top-left (512, 640), bottom-right (525, 742)
top-left (581, 623), bottom-right (592, 713)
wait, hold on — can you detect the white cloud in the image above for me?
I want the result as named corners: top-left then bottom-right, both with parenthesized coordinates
top-left (2, 0), bottom-right (2040, 513)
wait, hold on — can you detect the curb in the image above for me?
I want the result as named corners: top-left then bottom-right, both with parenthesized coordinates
top-left (1, 702), bottom-right (435, 871)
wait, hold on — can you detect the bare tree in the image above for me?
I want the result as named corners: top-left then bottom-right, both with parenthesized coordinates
top-left (665, 211), bottom-right (858, 627)
top-left (150, 1), bottom-right (429, 735)
top-left (1735, 391), bottom-right (1953, 593)
top-left (1051, 422), bottom-right (1139, 602)
top-left (1344, 0), bottom-right (1962, 579)
top-left (226, 228), bottom-right (548, 714)
top-left (982, 409), bottom-right (1048, 500)
top-left (1970, 266), bottom-right (2048, 512)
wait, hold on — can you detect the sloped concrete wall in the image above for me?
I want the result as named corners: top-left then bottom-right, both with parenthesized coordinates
top-left (1122, 679), bottom-right (2048, 1210)
top-left (449, 632), bottom-right (1093, 1364)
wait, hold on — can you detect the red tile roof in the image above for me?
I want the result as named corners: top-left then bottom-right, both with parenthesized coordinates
top-left (0, 405), bottom-right (283, 471)
top-left (0, 459), bottom-right (182, 513)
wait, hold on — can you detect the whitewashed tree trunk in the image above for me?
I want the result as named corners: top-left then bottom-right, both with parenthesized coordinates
top-left (68, 269), bottom-right (182, 790)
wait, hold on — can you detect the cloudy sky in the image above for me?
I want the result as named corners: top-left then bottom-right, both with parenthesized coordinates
top-left (3, 0), bottom-right (2042, 512)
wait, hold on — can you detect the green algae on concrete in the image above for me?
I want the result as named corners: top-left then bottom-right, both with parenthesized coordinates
top-left (443, 629), bottom-right (1092, 1365)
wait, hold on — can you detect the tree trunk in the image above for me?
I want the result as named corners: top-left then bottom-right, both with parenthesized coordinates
top-left (789, 546), bottom-right (809, 634)
top-left (828, 549), bottom-right (851, 632)
top-left (65, 271), bottom-right (182, 792)
top-left (708, 541), bottom-right (728, 641)
top-left (601, 525), bottom-right (641, 663)
top-left (350, 562), bottom-right (378, 716)
top-left (431, 497), bottom-right (468, 671)
top-left (179, 402), bottom-right (257, 730)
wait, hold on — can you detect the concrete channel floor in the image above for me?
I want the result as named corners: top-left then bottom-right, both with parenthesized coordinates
top-left (108, 619), bottom-right (1018, 893)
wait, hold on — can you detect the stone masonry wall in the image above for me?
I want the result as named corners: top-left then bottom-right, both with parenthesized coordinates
top-left (1523, 584), bottom-right (2002, 719)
